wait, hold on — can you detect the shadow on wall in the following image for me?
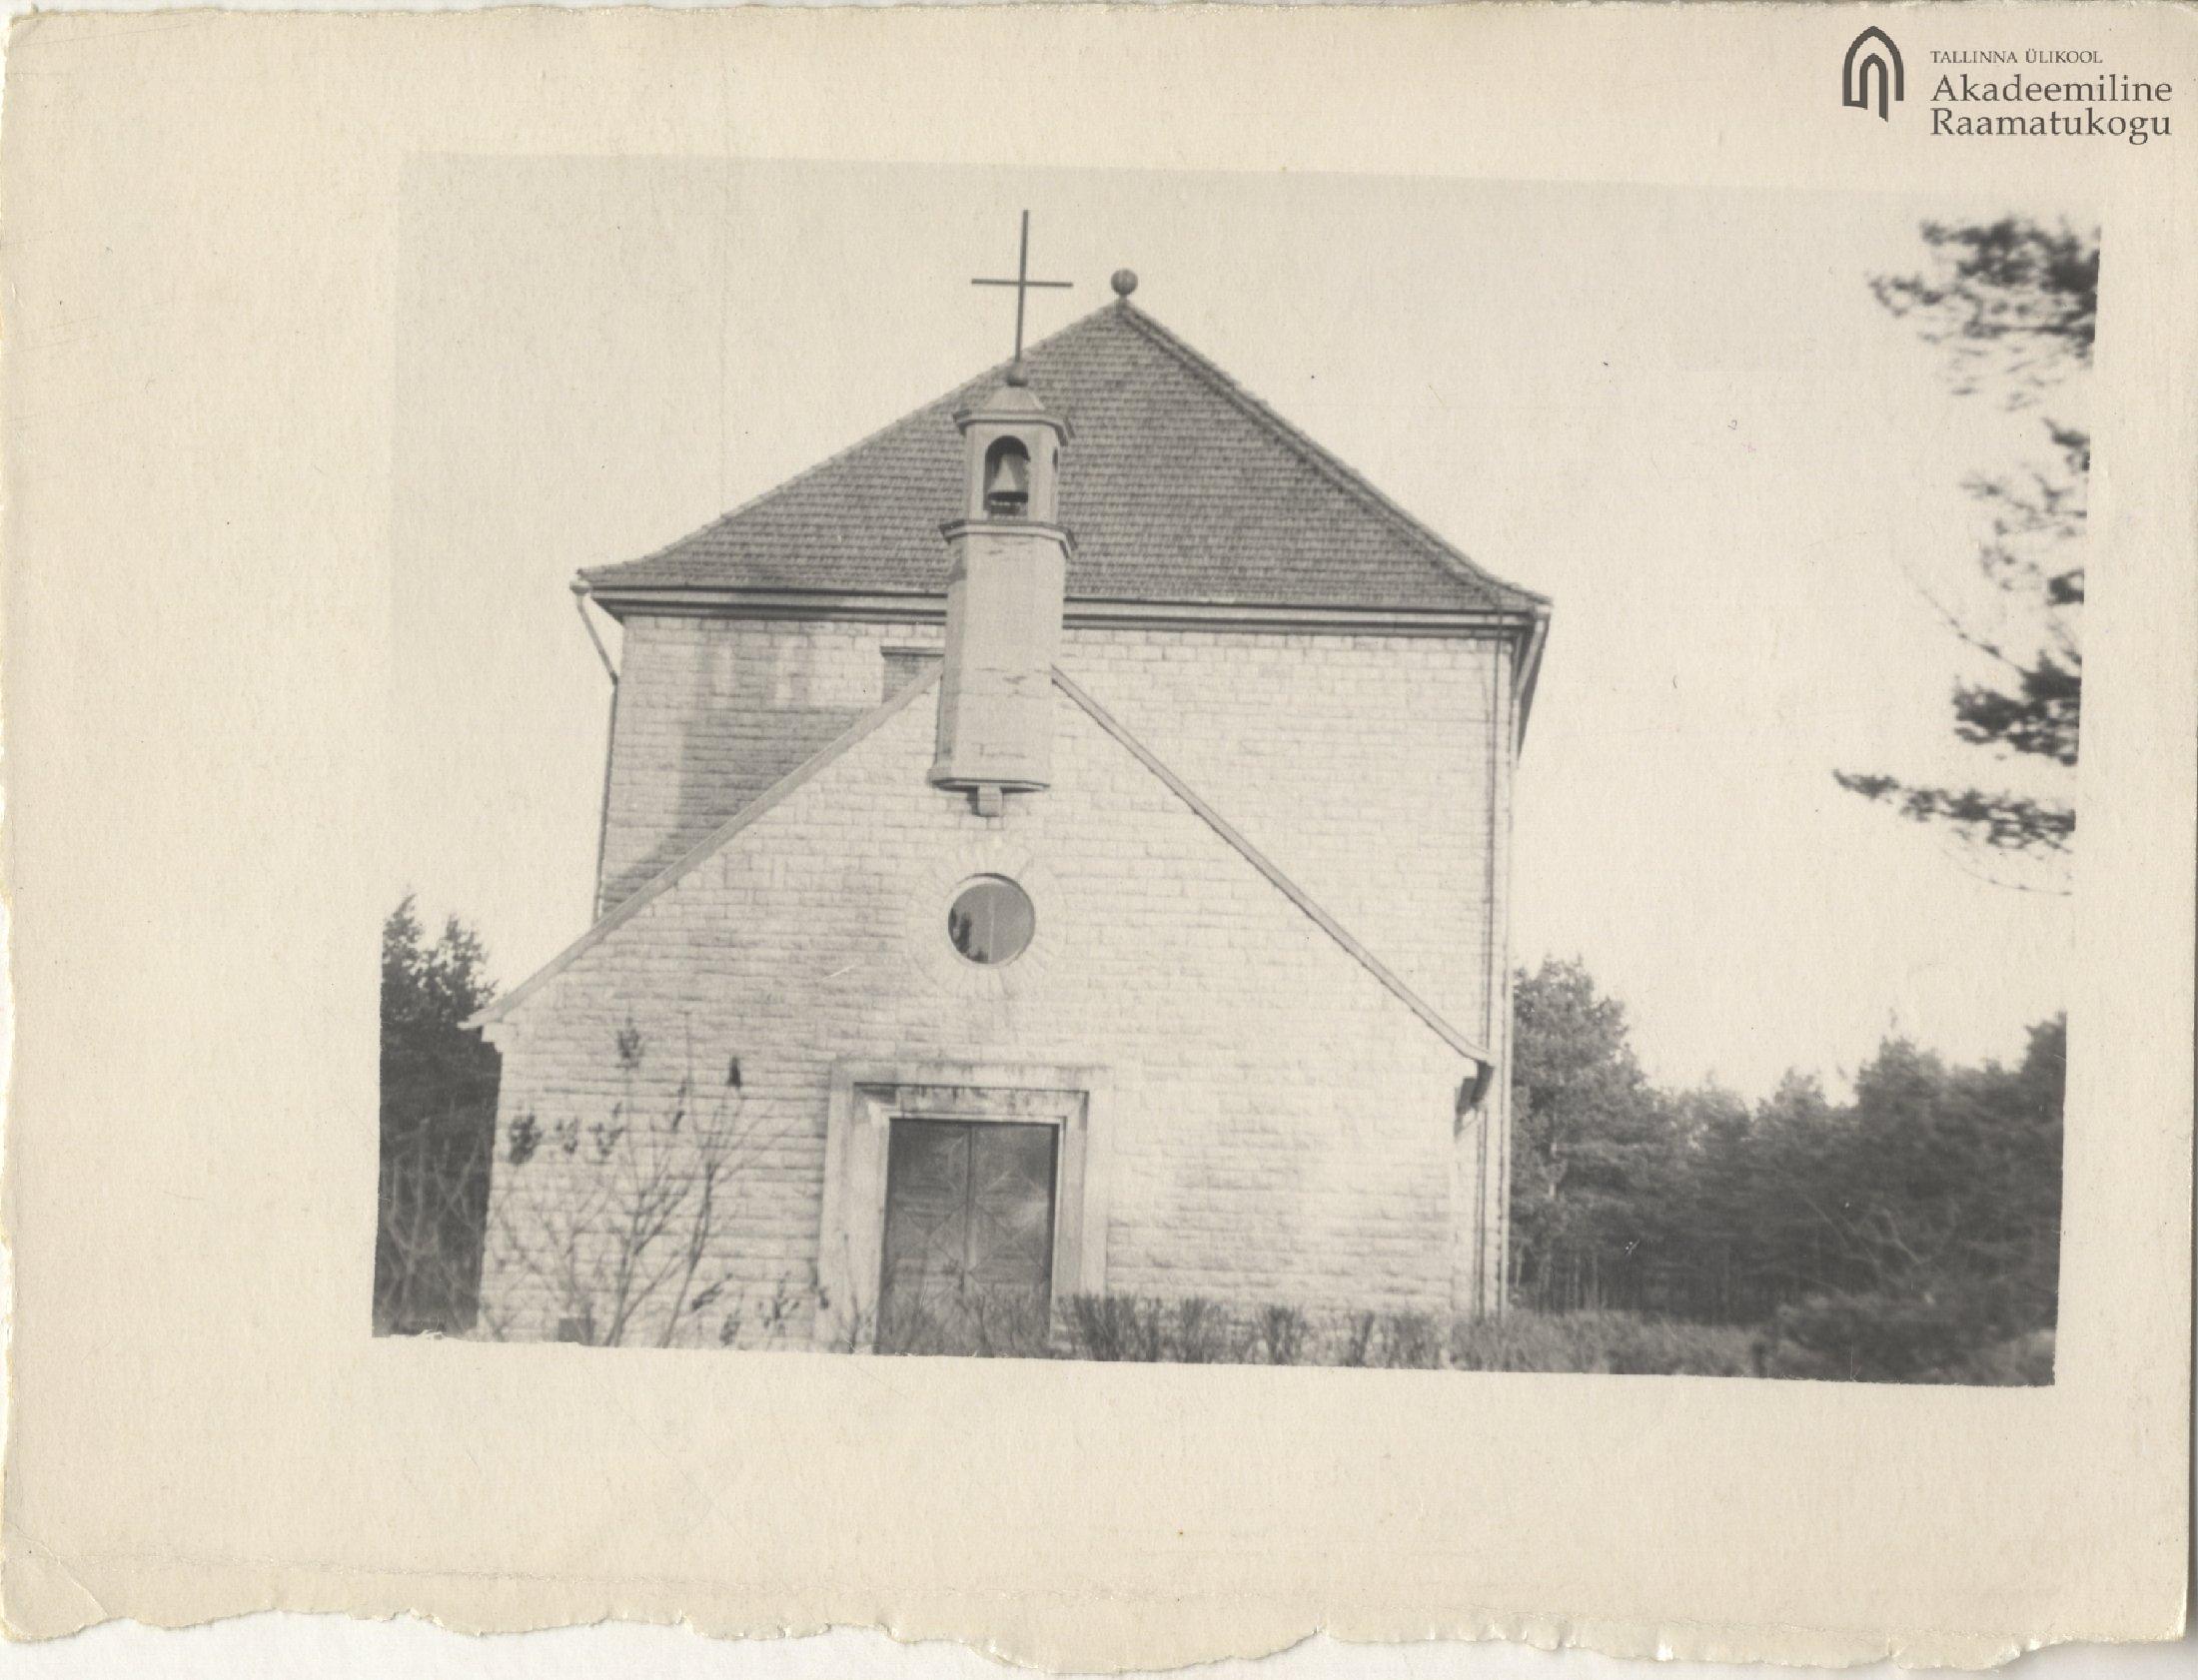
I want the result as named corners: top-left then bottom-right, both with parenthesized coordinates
top-left (600, 629), bottom-right (886, 908)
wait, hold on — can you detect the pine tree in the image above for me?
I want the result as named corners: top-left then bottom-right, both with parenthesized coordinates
top-left (375, 894), bottom-right (502, 1332)
top-left (1837, 218), bottom-right (2095, 867)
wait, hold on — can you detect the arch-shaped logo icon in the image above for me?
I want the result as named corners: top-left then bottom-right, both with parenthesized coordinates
top-left (1841, 27), bottom-right (1905, 121)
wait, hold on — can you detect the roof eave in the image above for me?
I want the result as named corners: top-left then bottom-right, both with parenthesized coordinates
top-left (580, 298), bottom-right (1554, 625)
top-left (1513, 604), bottom-right (1554, 751)
top-left (579, 577), bottom-right (1546, 637)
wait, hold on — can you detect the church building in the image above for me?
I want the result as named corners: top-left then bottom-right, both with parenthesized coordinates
top-left (470, 252), bottom-right (1550, 1356)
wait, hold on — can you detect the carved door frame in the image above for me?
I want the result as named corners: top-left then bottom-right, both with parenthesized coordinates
top-left (817, 1059), bottom-right (1111, 1351)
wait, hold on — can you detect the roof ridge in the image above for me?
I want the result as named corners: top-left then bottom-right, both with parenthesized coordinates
top-left (1053, 665), bottom-right (1490, 1069)
top-left (1114, 302), bottom-right (1548, 611)
top-left (583, 307), bottom-right (1120, 587)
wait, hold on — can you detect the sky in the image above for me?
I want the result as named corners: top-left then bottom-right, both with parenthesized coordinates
top-left (390, 161), bottom-right (2090, 1099)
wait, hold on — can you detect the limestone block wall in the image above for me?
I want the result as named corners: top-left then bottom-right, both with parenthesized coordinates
top-left (601, 614), bottom-right (1512, 1027)
top-left (596, 616), bottom-right (899, 908)
top-left (482, 686), bottom-right (1488, 1347)
top-left (1058, 627), bottom-right (1512, 1040)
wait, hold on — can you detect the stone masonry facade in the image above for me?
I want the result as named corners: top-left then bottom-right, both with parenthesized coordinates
top-left (600, 615), bottom-right (1514, 1032)
top-left (482, 615), bottom-right (1517, 1347)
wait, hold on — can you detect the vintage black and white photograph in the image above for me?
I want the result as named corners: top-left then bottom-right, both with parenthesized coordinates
top-left (374, 165), bottom-right (2086, 1383)
top-left (10, 7), bottom-right (2195, 1667)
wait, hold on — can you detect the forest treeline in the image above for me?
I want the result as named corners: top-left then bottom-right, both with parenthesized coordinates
top-left (1508, 957), bottom-right (2063, 1381)
top-left (379, 897), bottom-right (2065, 1383)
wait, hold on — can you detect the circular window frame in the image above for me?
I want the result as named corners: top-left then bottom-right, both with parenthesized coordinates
top-left (903, 844), bottom-right (1060, 1002)
top-left (945, 873), bottom-right (1036, 968)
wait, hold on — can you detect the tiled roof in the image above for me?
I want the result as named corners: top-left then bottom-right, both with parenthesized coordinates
top-left (583, 302), bottom-right (1545, 616)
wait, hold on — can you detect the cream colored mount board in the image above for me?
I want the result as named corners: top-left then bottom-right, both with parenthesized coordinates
top-left (1, 5), bottom-right (2191, 1670)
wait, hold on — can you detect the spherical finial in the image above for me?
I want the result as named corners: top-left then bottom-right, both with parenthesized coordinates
top-left (1004, 360), bottom-right (1029, 388)
top-left (1110, 269), bottom-right (1139, 300)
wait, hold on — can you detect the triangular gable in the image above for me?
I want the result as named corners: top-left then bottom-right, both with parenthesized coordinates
top-left (1051, 670), bottom-right (1490, 1069)
top-left (583, 301), bottom-right (1544, 619)
top-left (468, 670), bottom-right (942, 1029)
top-left (472, 665), bottom-right (1490, 1075)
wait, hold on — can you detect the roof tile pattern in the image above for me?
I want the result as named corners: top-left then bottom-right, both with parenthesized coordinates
top-left (585, 303), bottom-right (1542, 615)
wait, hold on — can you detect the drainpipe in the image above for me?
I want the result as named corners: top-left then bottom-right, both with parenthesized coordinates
top-left (572, 577), bottom-right (619, 915)
top-left (1512, 605), bottom-right (1553, 755)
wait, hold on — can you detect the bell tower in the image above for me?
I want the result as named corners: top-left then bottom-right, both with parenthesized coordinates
top-left (930, 370), bottom-right (1072, 803)
top-left (932, 215), bottom-right (1075, 807)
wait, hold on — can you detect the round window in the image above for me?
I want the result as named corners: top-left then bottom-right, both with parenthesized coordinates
top-left (947, 875), bottom-right (1035, 966)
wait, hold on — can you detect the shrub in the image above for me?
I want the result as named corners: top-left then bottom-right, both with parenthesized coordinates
top-left (1599, 1314), bottom-right (1757, 1377)
top-left (1063, 1292), bottom-right (1167, 1361)
top-left (479, 1026), bottom-right (770, 1348)
top-left (1254, 1304), bottom-right (1308, 1364)
top-left (1339, 1311), bottom-right (1380, 1367)
top-left (879, 1288), bottom-right (1051, 1359)
top-left (1378, 1311), bottom-right (1443, 1369)
top-left (948, 1294), bottom-right (1787, 1377)
top-left (1448, 1308), bottom-right (1756, 1376)
top-left (1932, 1328), bottom-right (2055, 1386)
top-left (1756, 1290), bottom-right (1975, 1382)
top-left (1172, 1296), bottom-right (1231, 1363)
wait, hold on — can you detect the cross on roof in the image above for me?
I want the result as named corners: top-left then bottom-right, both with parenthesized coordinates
top-left (971, 210), bottom-right (1072, 373)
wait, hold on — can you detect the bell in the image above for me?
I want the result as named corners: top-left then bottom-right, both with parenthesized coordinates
top-left (984, 440), bottom-right (1031, 514)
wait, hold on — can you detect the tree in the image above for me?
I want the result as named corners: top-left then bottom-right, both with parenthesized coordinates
top-left (376, 894), bottom-right (502, 1333)
top-left (1652, 1080), bottom-right (1764, 1319)
top-left (480, 1022), bottom-right (787, 1348)
top-left (1506, 954), bottom-right (2063, 1377)
top-left (1508, 959), bottom-right (1680, 1309)
top-left (1753, 1019), bottom-right (2063, 1381)
top-left (1837, 218), bottom-right (2095, 866)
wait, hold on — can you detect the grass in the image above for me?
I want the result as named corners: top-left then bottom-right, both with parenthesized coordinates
top-left (1447, 1307), bottom-right (1758, 1376)
top-left (879, 1291), bottom-right (1762, 1373)
top-left (873, 1290), bottom-right (2052, 1382)
top-left (1058, 1296), bottom-right (1764, 1373)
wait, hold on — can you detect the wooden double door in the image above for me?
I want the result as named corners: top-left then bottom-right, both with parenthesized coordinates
top-left (877, 1118), bottom-right (1058, 1356)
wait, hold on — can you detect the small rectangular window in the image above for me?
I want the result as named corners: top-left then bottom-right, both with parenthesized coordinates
top-left (882, 647), bottom-right (940, 698)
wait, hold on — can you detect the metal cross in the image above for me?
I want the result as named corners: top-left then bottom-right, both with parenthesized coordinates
top-left (971, 211), bottom-right (1072, 368)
